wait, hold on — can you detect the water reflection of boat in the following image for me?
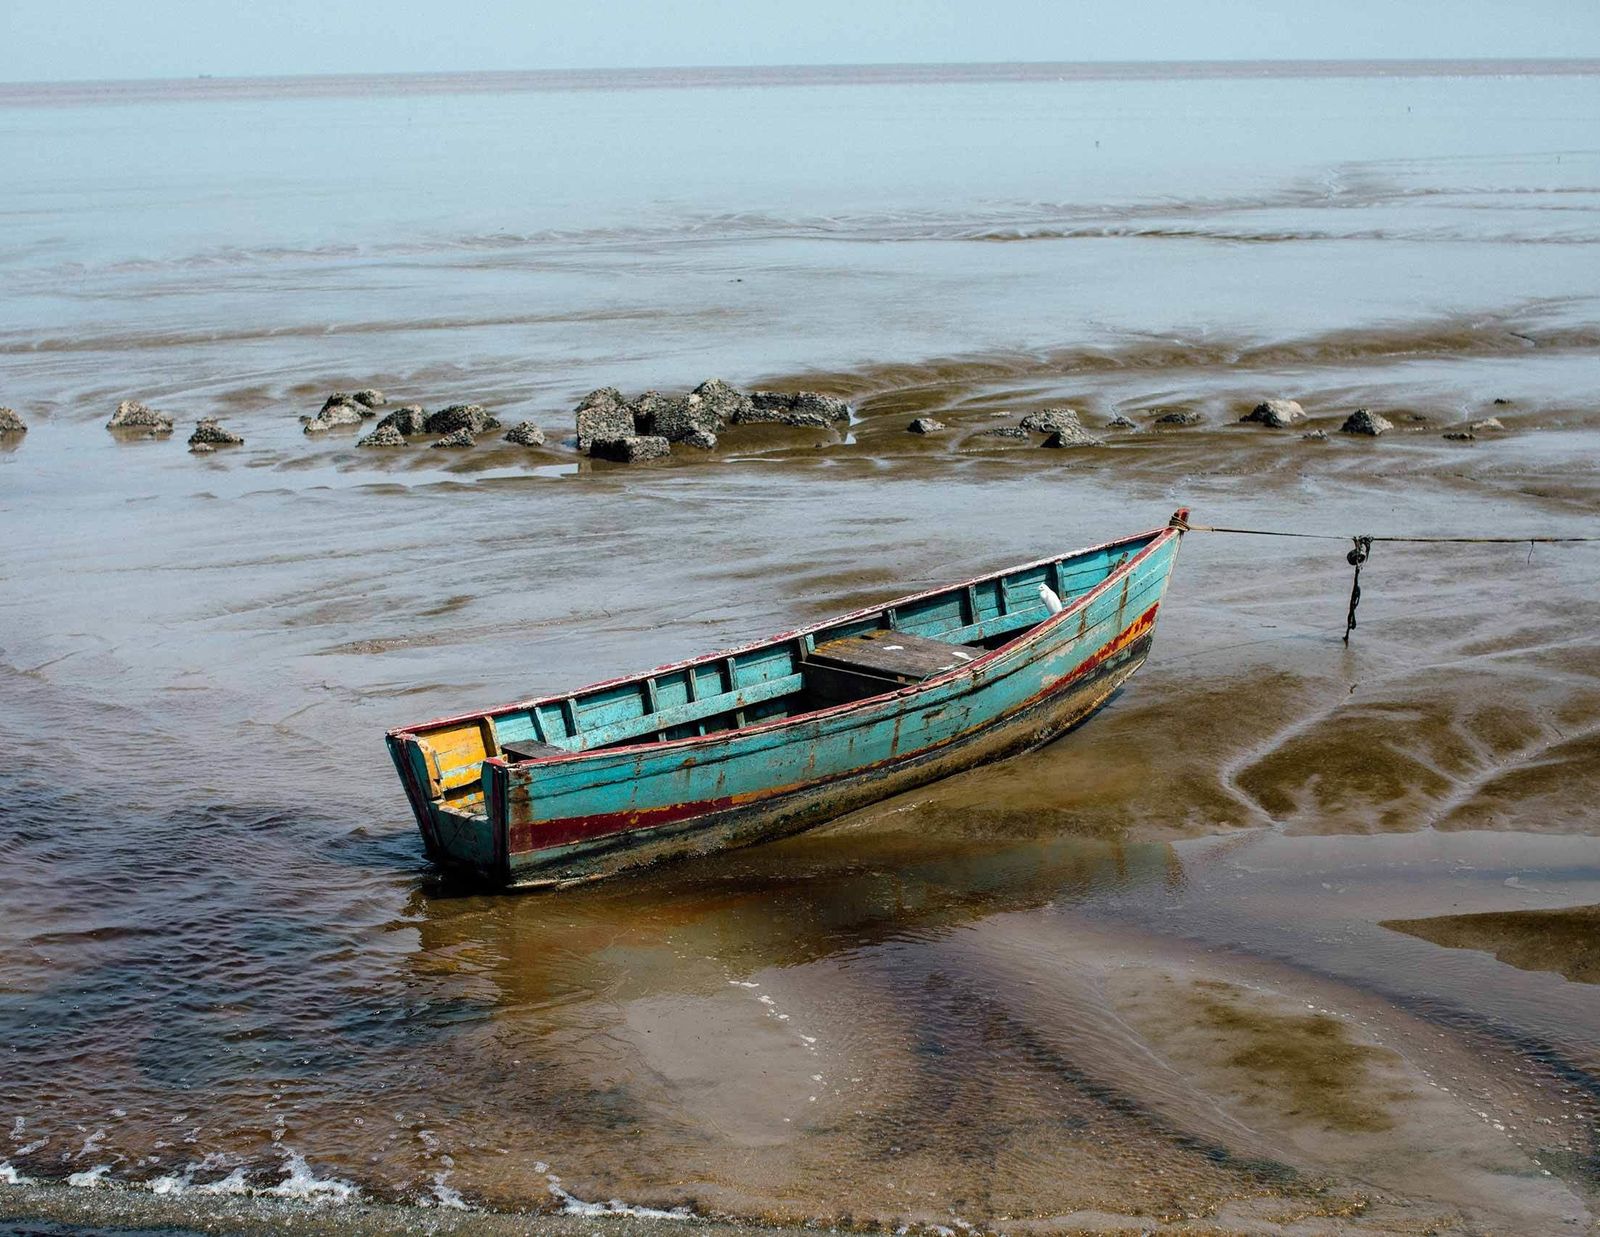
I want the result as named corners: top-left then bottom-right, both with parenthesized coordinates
top-left (389, 513), bottom-right (1187, 889)
top-left (412, 828), bottom-right (1185, 1009)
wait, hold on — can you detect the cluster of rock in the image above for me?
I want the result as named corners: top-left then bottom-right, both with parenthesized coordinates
top-left (592, 435), bottom-right (671, 462)
top-left (1018, 408), bottom-right (1071, 434)
top-left (937, 406), bottom-right (1105, 449)
top-left (895, 398), bottom-right (1517, 449)
top-left (10, 384), bottom-right (1534, 470)
top-left (357, 423), bottom-right (408, 448)
top-left (426, 404), bottom-right (497, 436)
top-left (575, 380), bottom-right (850, 462)
top-left (104, 399), bottom-right (247, 450)
top-left (1023, 408), bottom-right (1103, 448)
top-left (1442, 417), bottom-right (1507, 443)
top-left (1235, 398), bottom-right (1514, 443)
top-left (1339, 408), bottom-right (1394, 436)
top-left (574, 388), bottom-right (649, 452)
top-left (895, 396), bottom-right (1515, 450)
top-left (288, 389), bottom-right (543, 450)
top-left (188, 417), bottom-right (244, 452)
top-left (304, 389), bottom-right (386, 434)
top-left (1240, 399), bottom-right (1307, 428)
top-left (106, 400), bottom-right (176, 436)
top-left (742, 389), bottom-right (852, 428)
top-left (363, 405), bottom-right (427, 440)
top-left (430, 427), bottom-right (478, 449)
top-left (93, 388), bottom-right (556, 454)
top-left (1239, 398), bottom-right (1387, 438)
top-left (97, 387), bottom-right (553, 455)
top-left (353, 400), bottom-right (535, 450)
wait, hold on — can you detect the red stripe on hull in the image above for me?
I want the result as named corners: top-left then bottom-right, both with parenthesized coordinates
top-left (510, 793), bottom-right (741, 852)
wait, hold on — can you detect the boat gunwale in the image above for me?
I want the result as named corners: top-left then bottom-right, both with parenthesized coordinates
top-left (499, 609), bottom-right (1162, 847)
top-left (389, 517), bottom-right (1182, 764)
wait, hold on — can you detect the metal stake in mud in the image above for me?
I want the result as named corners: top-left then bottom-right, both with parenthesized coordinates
top-left (1344, 535), bottom-right (1373, 645)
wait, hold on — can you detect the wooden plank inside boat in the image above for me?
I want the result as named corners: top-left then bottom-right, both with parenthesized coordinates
top-left (808, 629), bottom-right (980, 684)
top-left (501, 737), bottom-right (571, 762)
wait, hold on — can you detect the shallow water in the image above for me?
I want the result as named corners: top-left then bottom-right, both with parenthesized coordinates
top-left (2, 61), bottom-right (1599, 1234)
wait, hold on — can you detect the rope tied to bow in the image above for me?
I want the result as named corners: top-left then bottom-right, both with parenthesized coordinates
top-left (1166, 513), bottom-right (1600, 643)
top-left (1168, 514), bottom-right (1600, 546)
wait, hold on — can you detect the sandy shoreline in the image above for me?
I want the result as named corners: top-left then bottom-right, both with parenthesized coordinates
top-left (0, 1182), bottom-right (768, 1237)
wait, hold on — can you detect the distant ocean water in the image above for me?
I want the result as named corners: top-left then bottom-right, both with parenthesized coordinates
top-left (2, 59), bottom-right (1598, 416)
top-left (6, 57), bottom-right (1600, 105)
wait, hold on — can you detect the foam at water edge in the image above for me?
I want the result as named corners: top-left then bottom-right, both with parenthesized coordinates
top-left (545, 1172), bottom-right (693, 1220)
top-left (260, 1151), bottom-right (358, 1202)
top-left (138, 1151), bottom-right (245, 1198)
top-left (427, 1170), bottom-right (469, 1210)
top-left (1, 1162), bottom-right (33, 1186)
top-left (193, 1167), bottom-right (252, 1195)
top-left (34, 1151), bottom-right (355, 1204)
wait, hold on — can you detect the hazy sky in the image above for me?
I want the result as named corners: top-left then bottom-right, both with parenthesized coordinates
top-left (3, 0), bottom-right (1598, 83)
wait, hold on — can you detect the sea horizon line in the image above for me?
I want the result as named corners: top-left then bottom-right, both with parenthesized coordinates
top-left (3, 56), bottom-right (1599, 105)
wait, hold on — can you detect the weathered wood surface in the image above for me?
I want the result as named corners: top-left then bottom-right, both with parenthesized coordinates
top-left (500, 738), bottom-right (570, 762)
top-left (809, 629), bottom-right (980, 683)
top-left (386, 513), bottom-right (1187, 889)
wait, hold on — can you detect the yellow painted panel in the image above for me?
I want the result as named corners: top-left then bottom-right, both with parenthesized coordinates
top-left (419, 719), bottom-right (497, 796)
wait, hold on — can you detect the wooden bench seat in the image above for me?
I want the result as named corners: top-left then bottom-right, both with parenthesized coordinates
top-left (500, 737), bottom-right (573, 762)
top-left (803, 630), bottom-right (980, 705)
top-left (810, 630), bottom-right (981, 682)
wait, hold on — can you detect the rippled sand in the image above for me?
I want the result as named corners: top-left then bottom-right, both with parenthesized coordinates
top-left (3, 62), bottom-right (1600, 1236)
top-left (5, 362), bottom-right (1598, 1233)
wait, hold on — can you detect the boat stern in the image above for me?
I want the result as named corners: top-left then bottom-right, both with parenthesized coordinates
top-left (386, 724), bottom-right (509, 886)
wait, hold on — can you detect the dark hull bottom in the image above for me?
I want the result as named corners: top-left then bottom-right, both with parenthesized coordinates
top-left (496, 633), bottom-right (1154, 890)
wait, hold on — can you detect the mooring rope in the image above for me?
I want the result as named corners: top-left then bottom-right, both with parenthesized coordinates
top-left (1165, 514), bottom-right (1600, 643)
top-left (1170, 517), bottom-right (1600, 545)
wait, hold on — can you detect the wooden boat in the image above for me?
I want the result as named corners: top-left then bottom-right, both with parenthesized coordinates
top-left (386, 510), bottom-right (1189, 889)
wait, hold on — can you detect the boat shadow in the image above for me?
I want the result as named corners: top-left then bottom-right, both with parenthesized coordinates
top-left (407, 804), bottom-right (1185, 1011)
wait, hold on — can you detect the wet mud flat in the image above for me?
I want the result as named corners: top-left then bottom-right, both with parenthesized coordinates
top-left (4, 347), bottom-right (1600, 1236)
top-left (4, 62), bottom-right (1600, 1237)
top-left (1386, 903), bottom-right (1600, 986)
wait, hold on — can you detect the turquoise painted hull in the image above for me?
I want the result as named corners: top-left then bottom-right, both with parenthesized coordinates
top-left (387, 515), bottom-right (1187, 889)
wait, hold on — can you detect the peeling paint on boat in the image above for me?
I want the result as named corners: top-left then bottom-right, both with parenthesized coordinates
top-left (387, 513), bottom-right (1187, 888)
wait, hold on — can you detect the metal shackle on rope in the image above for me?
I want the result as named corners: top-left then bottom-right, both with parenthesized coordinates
top-left (1169, 514), bottom-right (1598, 644)
top-left (1344, 535), bottom-right (1373, 646)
